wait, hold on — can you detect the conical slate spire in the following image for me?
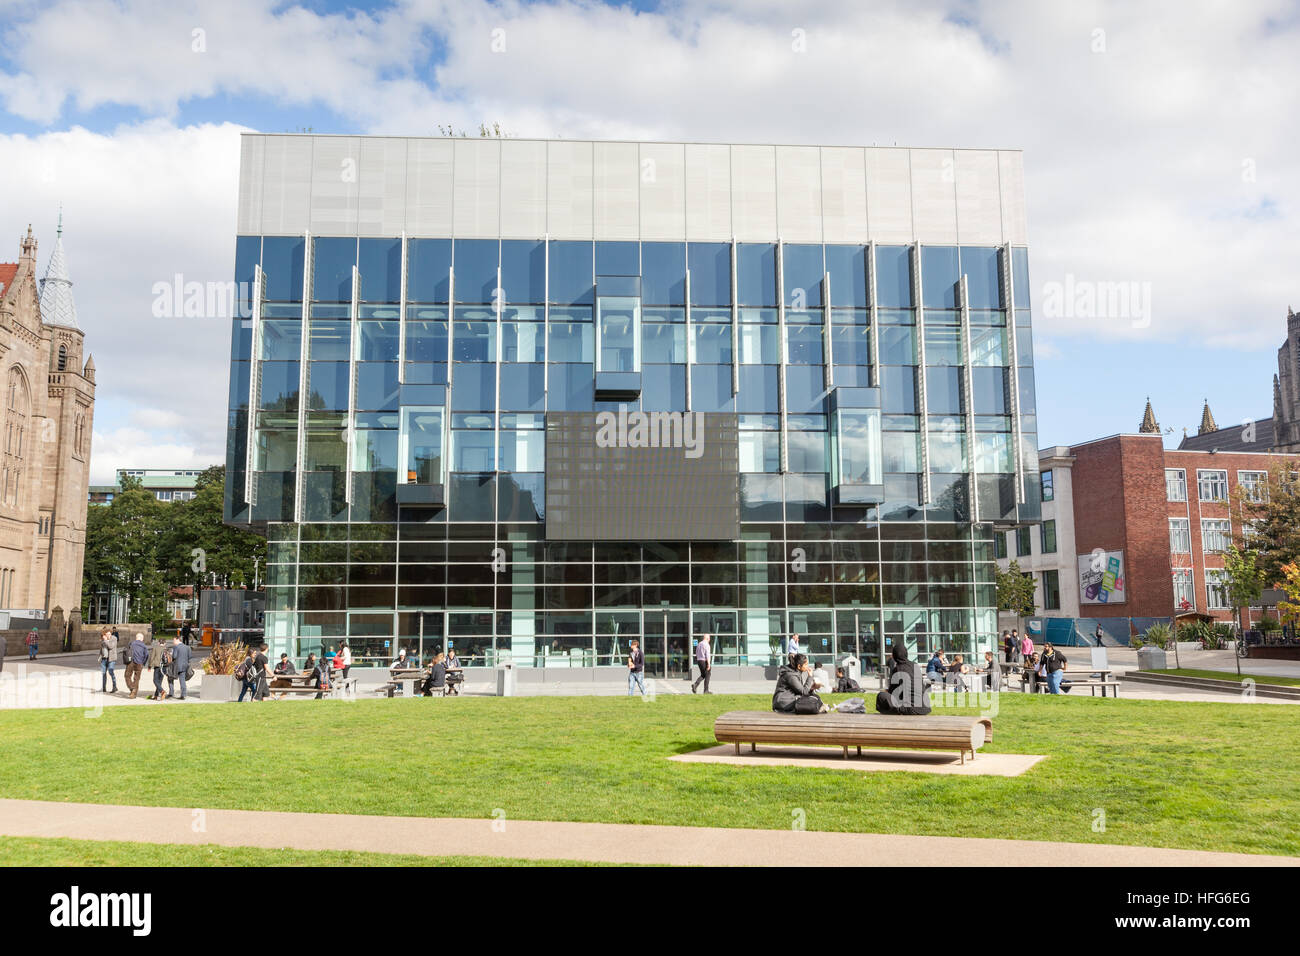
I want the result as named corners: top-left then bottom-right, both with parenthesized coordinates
top-left (1198, 400), bottom-right (1217, 435)
top-left (38, 215), bottom-right (78, 329)
top-left (1139, 397), bottom-right (1160, 434)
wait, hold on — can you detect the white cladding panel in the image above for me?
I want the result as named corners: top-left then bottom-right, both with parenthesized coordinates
top-left (239, 136), bottom-right (1026, 246)
top-left (639, 142), bottom-right (686, 240)
top-left (909, 148), bottom-right (959, 243)
top-left (405, 138), bottom-right (454, 236)
top-left (998, 151), bottom-right (1028, 244)
top-left (236, 135), bottom-right (265, 236)
top-left (500, 139), bottom-right (548, 238)
top-left (954, 150), bottom-right (1003, 244)
top-left (731, 145), bottom-right (777, 240)
top-left (357, 138), bottom-right (409, 236)
top-left (259, 136), bottom-right (313, 234)
top-left (593, 142), bottom-right (640, 240)
top-left (453, 138), bottom-right (501, 238)
top-left (309, 136), bottom-right (360, 235)
top-left (864, 147), bottom-right (913, 243)
top-left (684, 143), bottom-right (731, 241)
top-left (546, 140), bottom-right (593, 239)
top-left (775, 146), bottom-right (822, 242)
top-left (820, 147), bottom-right (869, 244)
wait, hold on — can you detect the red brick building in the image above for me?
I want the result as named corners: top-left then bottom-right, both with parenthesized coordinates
top-left (1069, 434), bottom-right (1293, 624)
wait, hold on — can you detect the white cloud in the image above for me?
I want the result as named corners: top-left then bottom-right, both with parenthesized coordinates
top-left (89, 426), bottom-right (220, 486)
top-left (2, 0), bottom-right (1299, 475)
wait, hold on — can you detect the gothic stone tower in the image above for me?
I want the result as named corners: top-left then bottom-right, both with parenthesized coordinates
top-left (1274, 307), bottom-right (1300, 453)
top-left (0, 220), bottom-right (95, 615)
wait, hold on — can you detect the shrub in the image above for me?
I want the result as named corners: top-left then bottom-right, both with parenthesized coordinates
top-left (1129, 632), bottom-right (1147, 649)
top-left (202, 641), bottom-right (248, 675)
top-left (1143, 623), bottom-right (1172, 649)
top-left (1259, 617), bottom-right (1282, 633)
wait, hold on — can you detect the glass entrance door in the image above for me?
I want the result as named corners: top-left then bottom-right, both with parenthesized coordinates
top-left (644, 609), bottom-right (691, 679)
top-left (692, 611), bottom-right (738, 667)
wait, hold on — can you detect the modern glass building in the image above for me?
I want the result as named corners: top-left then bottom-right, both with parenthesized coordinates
top-left (225, 136), bottom-right (1040, 678)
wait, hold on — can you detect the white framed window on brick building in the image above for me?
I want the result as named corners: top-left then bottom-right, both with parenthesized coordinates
top-left (1201, 518), bottom-right (1231, 553)
top-left (1166, 468), bottom-right (1187, 502)
top-left (1172, 568), bottom-right (1195, 609)
top-left (1205, 569), bottom-right (1230, 610)
top-left (1238, 470), bottom-right (1268, 503)
top-left (1197, 468), bottom-right (1228, 502)
top-left (1169, 518), bottom-right (1190, 553)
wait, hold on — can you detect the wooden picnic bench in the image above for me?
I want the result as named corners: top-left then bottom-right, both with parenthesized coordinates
top-left (713, 710), bottom-right (994, 764)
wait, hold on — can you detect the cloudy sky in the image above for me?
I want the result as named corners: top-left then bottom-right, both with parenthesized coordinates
top-left (1, 0), bottom-right (1297, 483)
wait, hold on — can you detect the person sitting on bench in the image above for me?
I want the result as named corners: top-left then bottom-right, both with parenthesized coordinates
top-left (876, 643), bottom-right (933, 716)
top-left (946, 653), bottom-right (972, 691)
top-left (772, 653), bottom-right (829, 714)
top-left (421, 652), bottom-right (448, 697)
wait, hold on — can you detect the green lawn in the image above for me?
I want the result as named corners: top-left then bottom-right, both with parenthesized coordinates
top-left (0, 836), bottom-right (610, 867)
top-left (1149, 668), bottom-right (1300, 688)
top-left (0, 693), bottom-right (1296, 857)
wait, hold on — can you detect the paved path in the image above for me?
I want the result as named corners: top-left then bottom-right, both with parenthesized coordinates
top-left (0, 798), bottom-right (1292, 866)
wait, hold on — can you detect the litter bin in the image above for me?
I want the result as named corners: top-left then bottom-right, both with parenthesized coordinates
top-left (1136, 645), bottom-right (1168, 671)
top-left (495, 662), bottom-right (516, 697)
top-left (840, 655), bottom-right (860, 685)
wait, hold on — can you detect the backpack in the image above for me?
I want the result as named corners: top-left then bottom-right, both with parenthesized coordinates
top-left (836, 697), bottom-right (866, 714)
top-left (234, 659), bottom-right (251, 680)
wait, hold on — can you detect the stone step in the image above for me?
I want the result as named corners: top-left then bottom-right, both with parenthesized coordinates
top-left (1121, 671), bottom-right (1300, 700)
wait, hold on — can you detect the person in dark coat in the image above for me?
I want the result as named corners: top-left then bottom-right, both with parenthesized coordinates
top-left (771, 653), bottom-right (827, 714)
top-left (167, 636), bottom-right (192, 699)
top-left (1002, 630), bottom-right (1014, 663)
top-left (421, 652), bottom-right (448, 697)
top-left (875, 643), bottom-right (933, 715)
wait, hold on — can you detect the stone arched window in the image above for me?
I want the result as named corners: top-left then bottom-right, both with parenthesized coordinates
top-left (57, 343), bottom-right (68, 372)
top-left (4, 367), bottom-right (29, 507)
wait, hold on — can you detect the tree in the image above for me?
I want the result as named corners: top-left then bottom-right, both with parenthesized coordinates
top-left (1237, 463), bottom-right (1300, 584)
top-left (996, 559), bottom-right (1037, 622)
top-left (1222, 544), bottom-right (1265, 635)
top-left (82, 465), bottom-right (265, 629)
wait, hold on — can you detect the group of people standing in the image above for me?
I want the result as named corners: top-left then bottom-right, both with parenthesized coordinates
top-left (98, 629), bottom-right (193, 700)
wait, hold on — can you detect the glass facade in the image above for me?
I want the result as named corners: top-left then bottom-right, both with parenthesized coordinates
top-left (225, 232), bottom-right (1039, 675)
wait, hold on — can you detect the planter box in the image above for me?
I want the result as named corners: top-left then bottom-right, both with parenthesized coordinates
top-left (199, 674), bottom-right (239, 701)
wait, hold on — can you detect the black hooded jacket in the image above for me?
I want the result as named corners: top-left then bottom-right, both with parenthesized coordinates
top-left (880, 644), bottom-right (932, 715)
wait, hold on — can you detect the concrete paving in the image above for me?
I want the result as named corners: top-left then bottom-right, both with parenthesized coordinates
top-left (2, 645), bottom-right (1297, 709)
top-left (670, 743), bottom-right (1047, 776)
top-left (0, 798), bottom-right (1292, 866)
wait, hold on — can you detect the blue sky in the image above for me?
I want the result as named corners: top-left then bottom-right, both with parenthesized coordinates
top-left (1, 0), bottom-right (1296, 481)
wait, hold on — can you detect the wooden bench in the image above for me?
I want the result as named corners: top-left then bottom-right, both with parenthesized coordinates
top-left (1030, 677), bottom-right (1120, 698)
top-left (713, 711), bottom-right (994, 764)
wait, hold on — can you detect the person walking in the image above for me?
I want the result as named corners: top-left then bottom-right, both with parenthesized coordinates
top-left (181, 622), bottom-right (193, 646)
top-left (26, 627), bottom-right (39, 661)
top-left (1041, 642), bottom-right (1068, 695)
top-left (125, 633), bottom-right (148, 699)
top-left (1019, 631), bottom-right (1033, 662)
top-left (251, 643), bottom-right (271, 701)
top-left (99, 628), bottom-right (119, 694)
top-left (691, 633), bottom-right (713, 694)
top-left (235, 649), bottom-right (257, 702)
top-left (627, 638), bottom-right (646, 697)
top-left (1002, 630), bottom-right (1014, 663)
top-left (169, 634), bottom-right (193, 700)
top-left (1093, 623), bottom-right (1105, 647)
top-left (337, 641), bottom-right (352, 679)
top-left (146, 635), bottom-right (167, 700)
